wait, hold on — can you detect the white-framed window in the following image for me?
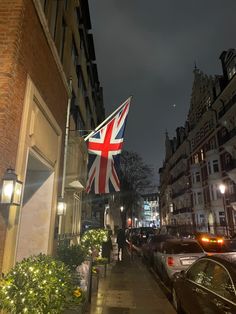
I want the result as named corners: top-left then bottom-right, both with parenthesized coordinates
top-left (194, 154), bottom-right (199, 164)
top-left (200, 149), bottom-right (204, 161)
top-left (197, 192), bottom-right (203, 204)
top-left (213, 160), bottom-right (219, 173)
top-left (219, 211), bottom-right (226, 226)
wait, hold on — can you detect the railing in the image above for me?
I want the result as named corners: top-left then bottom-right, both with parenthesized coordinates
top-left (173, 207), bottom-right (193, 215)
top-left (224, 159), bottom-right (236, 172)
top-left (172, 188), bottom-right (189, 199)
top-left (218, 127), bottom-right (236, 145)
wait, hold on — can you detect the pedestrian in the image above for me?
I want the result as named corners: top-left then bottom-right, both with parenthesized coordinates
top-left (117, 228), bottom-right (126, 261)
top-left (102, 231), bottom-right (113, 263)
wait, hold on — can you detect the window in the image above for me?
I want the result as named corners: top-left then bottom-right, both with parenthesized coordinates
top-left (203, 261), bottom-right (236, 302)
top-left (208, 137), bottom-right (216, 150)
top-left (200, 149), bottom-right (204, 161)
top-left (59, 18), bottom-right (66, 61)
top-left (71, 39), bottom-right (78, 68)
top-left (196, 172), bottom-right (201, 182)
top-left (49, 0), bottom-right (58, 39)
top-left (197, 192), bottom-right (203, 204)
top-left (194, 154), bottom-right (199, 164)
top-left (213, 160), bottom-right (219, 173)
top-left (186, 259), bottom-right (208, 284)
top-left (219, 212), bottom-right (226, 226)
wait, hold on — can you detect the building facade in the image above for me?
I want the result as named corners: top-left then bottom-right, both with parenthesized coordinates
top-left (0, 0), bottom-right (104, 273)
top-left (159, 49), bottom-right (236, 236)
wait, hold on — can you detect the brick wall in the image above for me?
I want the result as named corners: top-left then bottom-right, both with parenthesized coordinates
top-left (0, 0), bottom-right (68, 271)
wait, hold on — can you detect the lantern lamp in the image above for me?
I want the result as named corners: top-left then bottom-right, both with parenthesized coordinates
top-left (1, 168), bottom-right (23, 206)
top-left (57, 197), bottom-right (67, 216)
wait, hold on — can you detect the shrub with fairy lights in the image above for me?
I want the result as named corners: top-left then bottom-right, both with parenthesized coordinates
top-left (0, 254), bottom-right (73, 313)
top-left (81, 229), bottom-right (108, 257)
top-left (56, 244), bottom-right (86, 272)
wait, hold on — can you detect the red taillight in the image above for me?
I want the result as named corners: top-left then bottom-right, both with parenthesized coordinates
top-left (217, 239), bottom-right (223, 244)
top-left (167, 256), bottom-right (175, 267)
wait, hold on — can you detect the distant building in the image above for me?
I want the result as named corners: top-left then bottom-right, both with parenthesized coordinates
top-left (141, 192), bottom-right (159, 227)
top-left (159, 49), bottom-right (236, 236)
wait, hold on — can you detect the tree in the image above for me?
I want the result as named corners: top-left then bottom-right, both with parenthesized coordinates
top-left (119, 150), bottom-right (154, 226)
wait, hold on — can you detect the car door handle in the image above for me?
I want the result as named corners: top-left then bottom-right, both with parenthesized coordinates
top-left (192, 287), bottom-right (207, 295)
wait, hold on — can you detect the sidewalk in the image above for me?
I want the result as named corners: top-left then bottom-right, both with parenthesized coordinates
top-left (85, 243), bottom-right (176, 314)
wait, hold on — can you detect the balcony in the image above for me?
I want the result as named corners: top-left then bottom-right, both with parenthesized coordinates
top-left (205, 149), bottom-right (218, 159)
top-left (172, 188), bottom-right (189, 199)
top-left (170, 171), bottom-right (186, 184)
top-left (173, 207), bottom-right (193, 215)
top-left (218, 127), bottom-right (236, 146)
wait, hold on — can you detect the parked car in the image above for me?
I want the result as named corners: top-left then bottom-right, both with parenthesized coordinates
top-left (153, 239), bottom-right (205, 286)
top-left (136, 227), bottom-right (155, 245)
top-left (172, 253), bottom-right (236, 314)
top-left (141, 234), bottom-right (174, 267)
top-left (194, 232), bottom-right (226, 254)
top-left (159, 225), bottom-right (194, 239)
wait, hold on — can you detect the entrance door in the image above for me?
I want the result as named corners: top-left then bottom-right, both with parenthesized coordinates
top-left (16, 152), bottom-right (54, 261)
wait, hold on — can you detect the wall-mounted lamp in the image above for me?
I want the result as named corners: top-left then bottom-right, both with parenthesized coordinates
top-left (219, 184), bottom-right (226, 195)
top-left (1, 168), bottom-right (23, 206)
top-left (120, 206), bottom-right (124, 212)
top-left (57, 197), bottom-right (67, 216)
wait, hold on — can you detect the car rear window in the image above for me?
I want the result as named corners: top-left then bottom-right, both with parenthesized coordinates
top-left (164, 242), bottom-right (204, 254)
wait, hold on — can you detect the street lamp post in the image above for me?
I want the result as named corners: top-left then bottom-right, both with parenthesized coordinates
top-left (219, 184), bottom-right (229, 237)
top-left (120, 206), bottom-right (125, 229)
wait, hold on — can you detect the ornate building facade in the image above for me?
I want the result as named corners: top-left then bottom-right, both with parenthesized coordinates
top-left (159, 49), bottom-right (236, 236)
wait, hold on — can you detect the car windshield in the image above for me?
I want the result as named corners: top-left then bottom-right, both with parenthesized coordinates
top-left (165, 242), bottom-right (204, 254)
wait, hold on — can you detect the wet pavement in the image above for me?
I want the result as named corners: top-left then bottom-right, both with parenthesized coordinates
top-left (85, 243), bottom-right (176, 314)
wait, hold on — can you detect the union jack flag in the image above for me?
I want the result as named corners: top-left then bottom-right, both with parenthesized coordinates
top-left (86, 98), bottom-right (131, 194)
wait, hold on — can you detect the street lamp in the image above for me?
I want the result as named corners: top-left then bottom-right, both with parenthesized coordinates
top-left (1, 168), bottom-right (23, 206)
top-left (120, 206), bottom-right (124, 212)
top-left (57, 197), bottom-right (67, 235)
top-left (219, 183), bottom-right (229, 237)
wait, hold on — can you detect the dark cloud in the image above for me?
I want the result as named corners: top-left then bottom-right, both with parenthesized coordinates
top-left (88, 0), bottom-right (236, 178)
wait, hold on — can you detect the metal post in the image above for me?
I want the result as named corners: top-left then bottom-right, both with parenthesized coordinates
top-left (223, 195), bottom-right (229, 237)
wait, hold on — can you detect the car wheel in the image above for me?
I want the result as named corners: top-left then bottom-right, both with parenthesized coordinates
top-left (172, 287), bottom-right (183, 314)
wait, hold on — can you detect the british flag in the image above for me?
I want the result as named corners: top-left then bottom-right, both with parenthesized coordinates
top-left (86, 98), bottom-right (131, 194)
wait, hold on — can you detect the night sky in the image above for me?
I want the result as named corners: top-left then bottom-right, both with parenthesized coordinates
top-left (88, 0), bottom-right (236, 181)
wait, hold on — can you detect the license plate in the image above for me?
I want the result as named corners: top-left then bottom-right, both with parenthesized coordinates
top-left (181, 259), bottom-right (195, 266)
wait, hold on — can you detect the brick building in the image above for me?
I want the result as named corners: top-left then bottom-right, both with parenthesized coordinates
top-left (0, 0), bottom-right (104, 273)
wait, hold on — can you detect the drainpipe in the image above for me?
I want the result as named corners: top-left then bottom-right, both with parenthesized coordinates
top-left (58, 78), bottom-right (72, 235)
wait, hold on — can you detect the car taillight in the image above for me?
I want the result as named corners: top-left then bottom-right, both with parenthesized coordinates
top-left (167, 256), bottom-right (174, 267)
top-left (201, 237), bottom-right (209, 242)
top-left (217, 239), bottom-right (223, 244)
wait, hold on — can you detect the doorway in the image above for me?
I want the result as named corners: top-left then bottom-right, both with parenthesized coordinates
top-left (16, 151), bottom-right (55, 261)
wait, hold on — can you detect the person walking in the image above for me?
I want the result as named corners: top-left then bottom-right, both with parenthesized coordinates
top-left (117, 228), bottom-right (126, 261)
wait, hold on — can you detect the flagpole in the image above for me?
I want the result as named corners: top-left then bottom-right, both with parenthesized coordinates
top-left (84, 96), bottom-right (132, 142)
